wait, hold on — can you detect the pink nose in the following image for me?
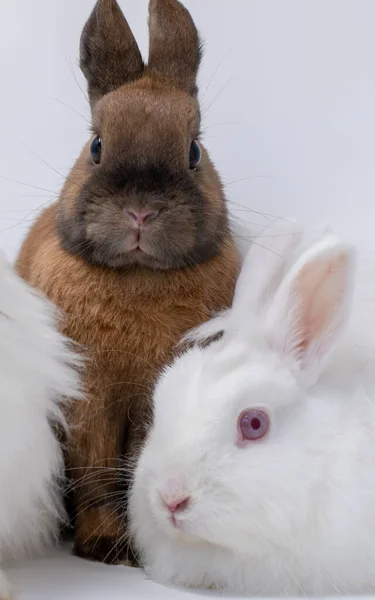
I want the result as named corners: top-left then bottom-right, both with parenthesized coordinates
top-left (125, 208), bottom-right (159, 226)
top-left (165, 496), bottom-right (190, 515)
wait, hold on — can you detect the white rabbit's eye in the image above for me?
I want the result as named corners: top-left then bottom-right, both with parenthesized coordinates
top-left (189, 139), bottom-right (201, 170)
top-left (238, 409), bottom-right (269, 444)
top-left (90, 135), bottom-right (102, 165)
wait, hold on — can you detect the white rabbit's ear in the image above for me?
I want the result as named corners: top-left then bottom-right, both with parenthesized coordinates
top-left (232, 218), bottom-right (303, 315)
top-left (268, 234), bottom-right (355, 380)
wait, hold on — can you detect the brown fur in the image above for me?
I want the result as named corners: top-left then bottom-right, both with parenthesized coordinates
top-left (16, 0), bottom-right (240, 565)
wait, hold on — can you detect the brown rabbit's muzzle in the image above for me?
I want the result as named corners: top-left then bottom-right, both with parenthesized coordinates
top-left (57, 159), bottom-right (227, 270)
top-left (71, 165), bottom-right (217, 270)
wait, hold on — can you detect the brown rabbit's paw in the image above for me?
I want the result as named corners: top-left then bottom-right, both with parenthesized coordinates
top-left (73, 536), bottom-right (139, 567)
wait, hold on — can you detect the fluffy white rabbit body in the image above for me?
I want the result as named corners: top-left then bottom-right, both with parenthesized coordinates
top-left (0, 255), bottom-right (80, 599)
top-left (130, 220), bottom-right (375, 595)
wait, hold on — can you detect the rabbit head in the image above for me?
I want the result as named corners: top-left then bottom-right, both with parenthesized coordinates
top-left (130, 221), bottom-right (358, 590)
top-left (56, 0), bottom-right (230, 270)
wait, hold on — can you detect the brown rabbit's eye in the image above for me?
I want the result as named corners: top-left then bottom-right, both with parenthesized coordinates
top-left (189, 139), bottom-right (202, 170)
top-left (90, 136), bottom-right (102, 165)
top-left (237, 409), bottom-right (269, 445)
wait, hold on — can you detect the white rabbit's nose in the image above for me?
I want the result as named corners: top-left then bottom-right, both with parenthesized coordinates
top-left (159, 478), bottom-right (191, 515)
top-left (164, 496), bottom-right (190, 515)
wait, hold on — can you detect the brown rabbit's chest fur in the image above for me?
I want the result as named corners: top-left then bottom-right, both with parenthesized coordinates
top-left (17, 203), bottom-right (239, 563)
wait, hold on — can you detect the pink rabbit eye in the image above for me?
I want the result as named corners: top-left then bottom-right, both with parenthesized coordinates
top-left (238, 409), bottom-right (269, 443)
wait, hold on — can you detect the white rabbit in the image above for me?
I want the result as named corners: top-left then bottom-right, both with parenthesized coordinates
top-left (130, 219), bottom-right (375, 595)
top-left (0, 254), bottom-right (81, 599)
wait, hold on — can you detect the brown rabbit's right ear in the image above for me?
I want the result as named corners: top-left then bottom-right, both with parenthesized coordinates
top-left (80, 0), bottom-right (144, 107)
top-left (148, 0), bottom-right (202, 96)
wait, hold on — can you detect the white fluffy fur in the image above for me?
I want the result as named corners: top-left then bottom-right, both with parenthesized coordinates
top-left (130, 220), bottom-right (375, 595)
top-left (0, 254), bottom-right (81, 598)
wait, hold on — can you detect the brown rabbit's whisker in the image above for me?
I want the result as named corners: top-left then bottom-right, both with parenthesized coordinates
top-left (0, 194), bottom-right (54, 210)
top-left (65, 465), bottom-right (126, 485)
top-left (22, 145), bottom-right (87, 191)
top-left (64, 56), bottom-right (89, 104)
top-left (65, 464), bottom-right (122, 471)
top-left (77, 486), bottom-right (126, 502)
top-left (0, 176), bottom-right (56, 195)
top-left (47, 96), bottom-right (90, 125)
top-left (225, 175), bottom-right (270, 186)
top-left (0, 216), bottom-right (37, 223)
top-left (228, 206), bottom-right (276, 227)
top-left (253, 231), bottom-right (304, 240)
top-left (71, 482), bottom-right (121, 502)
top-left (68, 463), bottom-right (129, 479)
top-left (229, 215), bottom-right (267, 229)
top-left (70, 484), bottom-right (131, 508)
top-left (0, 211), bottom-right (53, 234)
top-left (202, 121), bottom-right (244, 131)
top-left (105, 527), bottom-right (133, 566)
top-left (227, 199), bottom-right (281, 220)
top-left (74, 491), bottom-right (126, 513)
top-left (66, 475), bottom-right (119, 494)
top-left (230, 210), bottom-right (266, 219)
top-left (201, 78), bottom-right (234, 115)
top-left (200, 50), bottom-right (230, 103)
top-left (247, 241), bottom-right (287, 258)
top-left (65, 460), bottom-right (125, 472)
top-left (65, 468), bottom-right (119, 483)
top-left (82, 507), bottom-right (122, 547)
top-left (65, 458), bottom-right (126, 472)
top-left (0, 195), bottom-right (59, 234)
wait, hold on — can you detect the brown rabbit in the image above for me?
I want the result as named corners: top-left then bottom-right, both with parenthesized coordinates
top-left (17, 0), bottom-right (240, 565)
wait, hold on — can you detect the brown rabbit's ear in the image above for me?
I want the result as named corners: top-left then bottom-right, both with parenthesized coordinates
top-left (148, 0), bottom-right (202, 96)
top-left (80, 0), bottom-right (144, 107)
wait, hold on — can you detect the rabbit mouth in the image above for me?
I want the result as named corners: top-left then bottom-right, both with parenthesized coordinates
top-left (104, 231), bottom-right (162, 267)
top-left (122, 229), bottom-right (162, 260)
top-left (128, 234), bottom-right (153, 255)
top-left (124, 238), bottom-right (157, 261)
top-left (169, 515), bottom-right (183, 530)
top-left (164, 510), bottom-right (206, 542)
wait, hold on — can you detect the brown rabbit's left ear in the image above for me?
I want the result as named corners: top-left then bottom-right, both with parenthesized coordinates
top-left (148, 0), bottom-right (202, 96)
top-left (80, 0), bottom-right (144, 107)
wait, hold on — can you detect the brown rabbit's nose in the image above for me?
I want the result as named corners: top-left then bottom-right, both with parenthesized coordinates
top-left (125, 208), bottom-right (159, 226)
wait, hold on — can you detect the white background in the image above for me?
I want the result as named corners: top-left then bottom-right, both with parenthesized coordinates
top-left (2, 1), bottom-right (375, 598)
top-left (1, 0), bottom-right (375, 262)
